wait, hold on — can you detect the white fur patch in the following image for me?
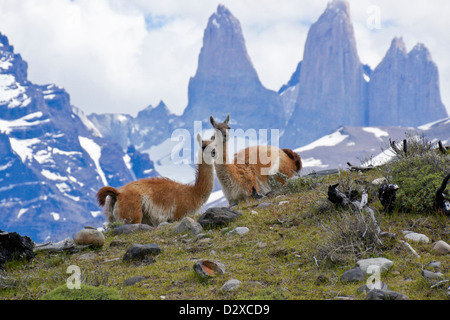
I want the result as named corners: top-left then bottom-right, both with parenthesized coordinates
top-left (141, 195), bottom-right (176, 226)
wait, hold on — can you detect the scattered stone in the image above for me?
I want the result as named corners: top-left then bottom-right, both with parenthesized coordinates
top-left (366, 289), bottom-right (409, 300)
top-left (357, 282), bottom-right (389, 294)
top-left (220, 279), bottom-right (242, 293)
top-left (340, 267), bottom-right (365, 283)
top-left (123, 243), bottom-right (161, 263)
top-left (257, 203), bottom-right (272, 208)
top-left (356, 258), bottom-right (394, 276)
top-left (197, 207), bottom-right (242, 229)
top-left (157, 222), bottom-right (171, 228)
top-left (278, 201), bottom-right (289, 206)
top-left (425, 261), bottom-right (441, 272)
top-left (0, 230), bottom-right (35, 267)
top-left (251, 210), bottom-right (259, 215)
top-left (123, 276), bottom-right (147, 287)
top-left (403, 231), bottom-right (430, 243)
top-left (422, 269), bottom-right (444, 282)
top-left (112, 224), bottom-right (153, 235)
top-left (73, 228), bottom-right (105, 247)
top-left (371, 177), bottom-right (388, 185)
top-left (315, 274), bottom-right (329, 286)
top-left (431, 240), bottom-right (450, 255)
top-left (227, 227), bottom-right (249, 236)
top-left (175, 217), bottom-right (203, 236)
top-left (193, 259), bottom-right (226, 278)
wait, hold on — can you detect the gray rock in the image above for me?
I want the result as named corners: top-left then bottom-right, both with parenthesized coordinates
top-left (432, 240), bottom-right (450, 255)
top-left (403, 231), bottom-right (430, 243)
top-left (220, 279), bottom-right (242, 293)
top-left (73, 228), bottom-right (105, 247)
top-left (356, 258), bottom-right (394, 276)
top-left (425, 261), bottom-right (441, 272)
top-left (227, 227), bottom-right (249, 236)
top-left (193, 259), bottom-right (226, 278)
top-left (422, 269), bottom-right (444, 281)
top-left (357, 282), bottom-right (389, 294)
top-left (366, 289), bottom-right (409, 300)
top-left (257, 203), bottom-right (272, 208)
top-left (112, 224), bottom-right (153, 235)
top-left (123, 276), bottom-right (147, 287)
top-left (197, 207), bottom-right (242, 229)
top-left (175, 217), bottom-right (203, 235)
top-left (340, 267), bottom-right (365, 283)
top-left (123, 243), bottom-right (161, 263)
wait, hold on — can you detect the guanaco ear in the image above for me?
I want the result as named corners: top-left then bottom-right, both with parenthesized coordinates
top-left (196, 133), bottom-right (202, 146)
top-left (210, 115), bottom-right (217, 128)
top-left (224, 114), bottom-right (230, 124)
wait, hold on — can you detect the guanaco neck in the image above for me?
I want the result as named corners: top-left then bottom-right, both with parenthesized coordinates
top-left (192, 161), bottom-right (214, 205)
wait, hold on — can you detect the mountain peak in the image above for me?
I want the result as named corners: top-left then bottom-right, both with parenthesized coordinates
top-left (409, 43), bottom-right (432, 61)
top-left (0, 33), bottom-right (28, 82)
top-left (326, 0), bottom-right (351, 17)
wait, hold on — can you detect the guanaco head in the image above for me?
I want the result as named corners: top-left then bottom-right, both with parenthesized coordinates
top-left (197, 133), bottom-right (216, 165)
top-left (210, 114), bottom-right (230, 143)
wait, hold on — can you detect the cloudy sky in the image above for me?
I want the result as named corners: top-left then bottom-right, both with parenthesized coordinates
top-left (0, 0), bottom-right (449, 117)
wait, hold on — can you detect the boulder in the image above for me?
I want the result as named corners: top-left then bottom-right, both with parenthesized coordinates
top-left (193, 259), bottom-right (226, 278)
top-left (431, 240), bottom-right (450, 255)
top-left (123, 243), bottom-right (161, 263)
top-left (0, 230), bottom-right (35, 267)
top-left (403, 231), bottom-right (430, 243)
top-left (197, 207), bottom-right (242, 229)
top-left (175, 217), bottom-right (203, 235)
top-left (356, 258), bottom-right (394, 276)
top-left (73, 228), bottom-right (105, 247)
top-left (112, 224), bottom-right (153, 235)
top-left (220, 279), bottom-right (242, 293)
top-left (366, 289), bottom-right (409, 300)
top-left (340, 267), bottom-right (365, 283)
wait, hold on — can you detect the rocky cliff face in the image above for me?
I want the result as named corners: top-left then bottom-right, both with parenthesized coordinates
top-left (280, 0), bottom-right (447, 148)
top-left (182, 5), bottom-right (284, 130)
top-left (368, 37), bottom-right (447, 126)
top-left (281, 0), bottom-right (368, 148)
top-left (0, 33), bottom-right (137, 242)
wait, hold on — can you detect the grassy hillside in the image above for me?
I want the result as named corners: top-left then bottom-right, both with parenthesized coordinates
top-left (1, 139), bottom-right (449, 301)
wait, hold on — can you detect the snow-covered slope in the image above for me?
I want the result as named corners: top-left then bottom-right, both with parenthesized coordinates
top-left (0, 33), bottom-right (142, 242)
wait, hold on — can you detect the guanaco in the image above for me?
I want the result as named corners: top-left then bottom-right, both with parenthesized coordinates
top-left (96, 134), bottom-right (216, 226)
top-left (210, 114), bottom-right (301, 205)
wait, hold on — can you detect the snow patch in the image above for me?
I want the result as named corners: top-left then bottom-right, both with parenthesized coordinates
top-left (79, 136), bottom-right (108, 186)
top-left (301, 157), bottom-right (328, 168)
top-left (9, 137), bottom-right (41, 162)
top-left (50, 212), bottom-right (60, 221)
top-left (0, 112), bottom-right (49, 134)
top-left (362, 127), bottom-right (389, 140)
top-left (17, 208), bottom-right (28, 219)
top-left (41, 169), bottom-right (68, 181)
top-left (294, 128), bottom-right (349, 153)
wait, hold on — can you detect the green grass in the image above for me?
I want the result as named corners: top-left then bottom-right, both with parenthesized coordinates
top-left (1, 168), bottom-right (448, 300)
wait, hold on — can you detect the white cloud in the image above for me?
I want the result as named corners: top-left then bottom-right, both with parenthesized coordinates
top-left (0, 0), bottom-right (448, 117)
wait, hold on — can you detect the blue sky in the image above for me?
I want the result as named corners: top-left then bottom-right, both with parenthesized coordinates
top-left (0, 0), bottom-right (449, 118)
